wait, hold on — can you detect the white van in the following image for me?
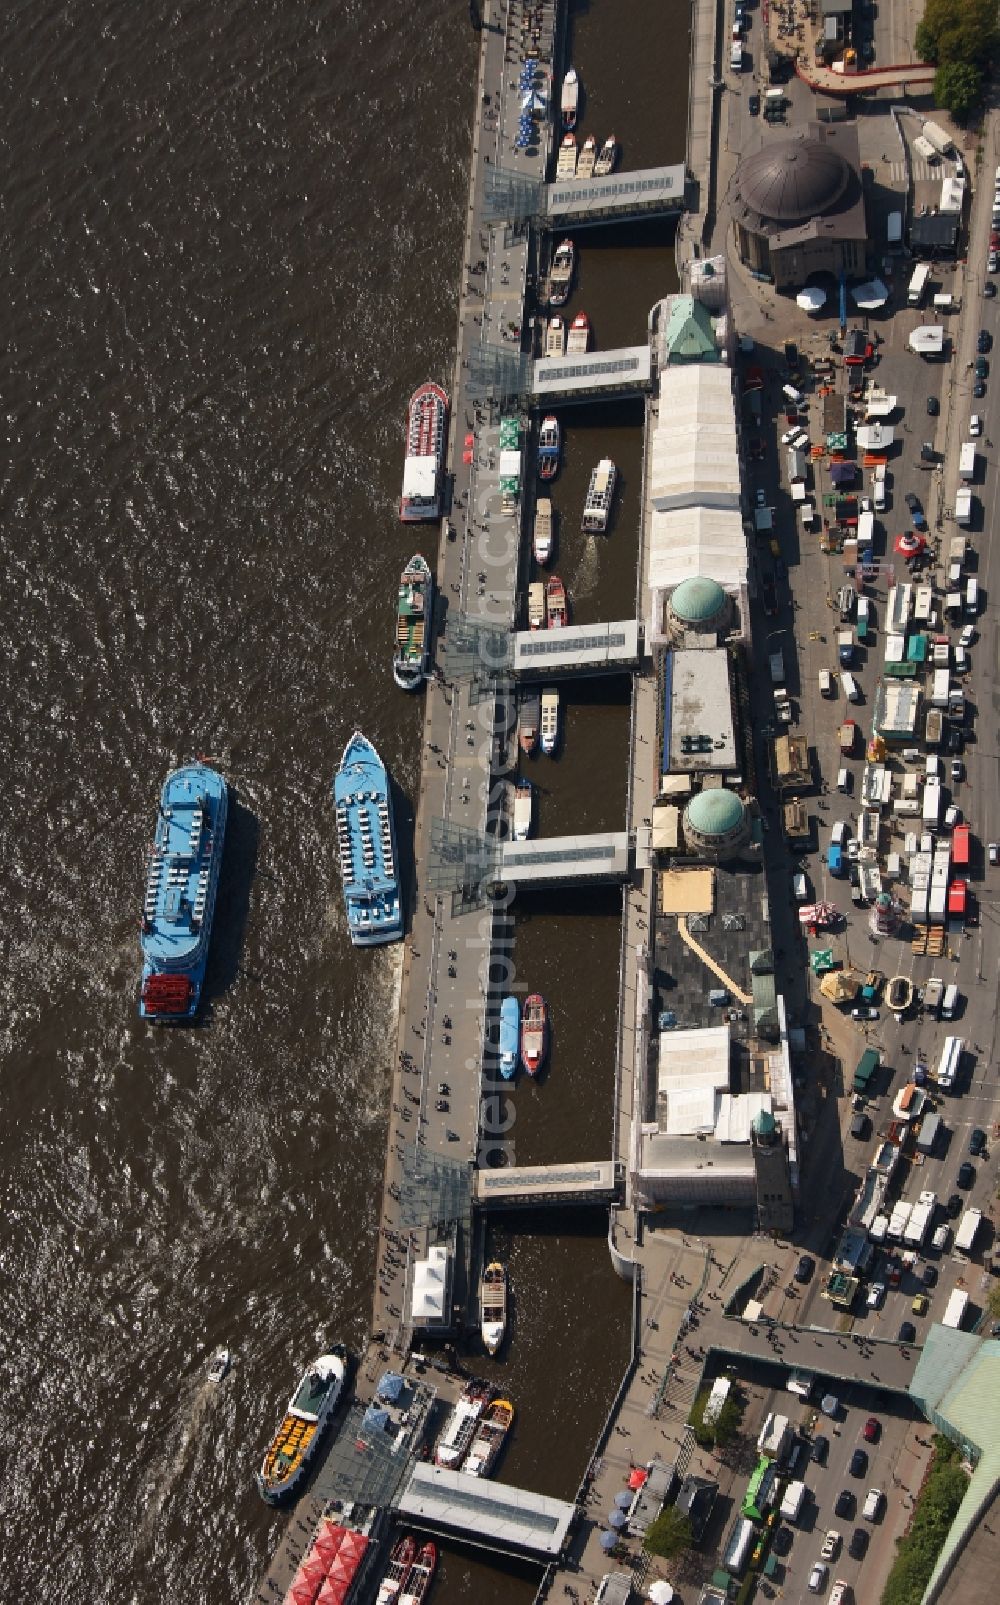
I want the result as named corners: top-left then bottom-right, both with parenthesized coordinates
top-left (926, 753), bottom-right (941, 779)
top-left (793, 872), bottom-right (808, 901)
top-left (837, 767), bottom-right (850, 793)
top-left (941, 983), bottom-right (960, 1020)
top-left (965, 578), bottom-right (978, 616)
top-left (932, 1224), bottom-right (951, 1252)
top-left (924, 976), bottom-right (944, 1012)
top-left (818, 668), bottom-right (833, 696)
top-left (832, 820), bottom-right (848, 845)
top-left (780, 1480), bottom-right (808, 1522)
top-left (729, 39), bottom-right (743, 69)
top-left (863, 1488), bottom-right (884, 1522)
top-left (841, 671), bottom-right (860, 703)
top-left (783, 382), bottom-right (804, 406)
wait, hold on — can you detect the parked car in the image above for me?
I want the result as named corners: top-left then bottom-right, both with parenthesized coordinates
top-left (811, 1434), bottom-right (830, 1463)
top-left (970, 1127), bottom-right (987, 1155)
top-left (990, 842), bottom-right (999, 865)
top-left (849, 1527), bottom-right (869, 1560)
top-left (926, 395), bottom-right (939, 415)
top-left (795, 1254), bottom-right (815, 1283)
top-left (821, 1530), bottom-right (841, 1561)
top-left (923, 1263), bottom-right (938, 1287)
top-left (975, 355), bottom-right (989, 378)
top-left (905, 491), bottom-right (921, 513)
top-left (863, 1417), bottom-right (880, 1443)
top-left (986, 281), bottom-right (997, 298)
top-left (850, 1448), bottom-right (869, 1476)
top-left (809, 1563), bottom-right (829, 1595)
top-left (947, 1192), bottom-right (963, 1217)
top-left (749, 92), bottom-right (760, 114)
top-left (978, 329), bottom-right (992, 353)
top-left (951, 759), bottom-right (964, 781)
top-left (974, 379), bottom-right (987, 397)
top-left (898, 1321), bottom-right (916, 1344)
top-left (958, 1161), bottom-right (975, 1188)
top-left (835, 1490), bottom-right (855, 1519)
top-left (866, 1281), bottom-right (886, 1308)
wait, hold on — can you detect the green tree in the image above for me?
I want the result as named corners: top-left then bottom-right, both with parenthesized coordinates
top-left (644, 1505), bottom-right (693, 1560)
top-left (917, 0), bottom-right (998, 65)
top-left (986, 1282), bottom-right (1000, 1321)
top-left (934, 60), bottom-right (983, 118)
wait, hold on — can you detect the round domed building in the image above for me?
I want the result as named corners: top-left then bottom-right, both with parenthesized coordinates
top-left (666, 576), bottom-right (731, 643)
top-left (729, 122), bottom-right (866, 292)
top-left (682, 787), bottom-right (752, 860)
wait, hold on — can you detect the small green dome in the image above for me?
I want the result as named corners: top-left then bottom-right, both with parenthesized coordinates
top-left (684, 788), bottom-right (746, 838)
top-left (753, 1109), bottom-right (776, 1138)
top-left (671, 576), bottom-right (726, 624)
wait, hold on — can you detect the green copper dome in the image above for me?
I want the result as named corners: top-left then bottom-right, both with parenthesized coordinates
top-left (753, 1108), bottom-right (777, 1138)
top-left (671, 576), bottom-right (727, 624)
top-left (684, 788), bottom-right (746, 838)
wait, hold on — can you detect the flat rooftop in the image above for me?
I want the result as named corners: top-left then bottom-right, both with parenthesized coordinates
top-left (654, 862), bottom-right (769, 1038)
top-left (512, 618), bottom-right (641, 675)
top-left (546, 165), bottom-right (686, 224)
top-left (664, 648), bottom-right (737, 773)
top-left (397, 1462), bottom-right (575, 1558)
top-left (531, 346), bottom-right (651, 402)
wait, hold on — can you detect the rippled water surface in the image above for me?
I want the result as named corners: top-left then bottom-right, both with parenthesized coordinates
top-left (1, 0), bottom-right (682, 1597)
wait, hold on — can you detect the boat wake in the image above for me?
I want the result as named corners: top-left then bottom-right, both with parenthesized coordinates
top-left (571, 539), bottom-right (600, 601)
top-left (136, 1383), bottom-right (217, 1552)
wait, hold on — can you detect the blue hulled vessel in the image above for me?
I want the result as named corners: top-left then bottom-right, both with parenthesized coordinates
top-left (139, 762), bottom-right (228, 1022)
top-left (333, 732), bottom-right (403, 946)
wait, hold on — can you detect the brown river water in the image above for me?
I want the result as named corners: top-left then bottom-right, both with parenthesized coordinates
top-left (0, 0), bottom-right (685, 1596)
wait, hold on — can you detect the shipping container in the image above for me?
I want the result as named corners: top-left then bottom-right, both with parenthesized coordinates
top-left (952, 823), bottom-right (971, 867)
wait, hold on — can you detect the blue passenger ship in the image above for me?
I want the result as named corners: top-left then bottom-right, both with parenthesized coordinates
top-left (333, 733), bottom-right (403, 946)
top-left (139, 762), bottom-right (228, 1022)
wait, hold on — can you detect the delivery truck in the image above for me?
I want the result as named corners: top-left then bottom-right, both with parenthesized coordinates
top-left (955, 1207), bottom-right (982, 1255)
top-left (908, 263), bottom-right (931, 306)
top-left (779, 1481), bottom-right (807, 1522)
top-left (904, 1190), bottom-right (936, 1247)
top-left (955, 487), bottom-right (973, 526)
top-left (942, 1289), bottom-right (969, 1329)
top-left (959, 441), bottom-right (977, 482)
top-left (936, 1034), bottom-right (963, 1090)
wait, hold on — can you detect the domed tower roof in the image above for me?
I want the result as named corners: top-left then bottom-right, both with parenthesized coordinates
top-left (735, 135), bottom-right (852, 224)
top-left (684, 788), bottom-right (746, 839)
top-left (753, 1108), bottom-right (777, 1140)
top-left (670, 576), bottom-right (727, 624)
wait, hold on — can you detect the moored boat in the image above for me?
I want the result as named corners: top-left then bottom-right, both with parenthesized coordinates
top-left (400, 381), bottom-right (448, 523)
top-left (594, 135), bottom-right (619, 177)
top-left (527, 581), bottom-right (546, 630)
top-left (544, 316), bottom-right (566, 358)
top-left (521, 994), bottom-right (549, 1076)
top-left (393, 554), bottom-right (433, 691)
top-left (435, 1382), bottom-right (492, 1468)
top-left (256, 1347), bottom-right (348, 1505)
top-left (582, 458), bottom-right (617, 533)
top-left (207, 1348), bottom-right (231, 1385)
top-left (519, 692), bottom-right (541, 755)
top-left (513, 778), bottom-right (533, 841)
top-left (548, 238), bottom-right (575, 307)
top-left (537, 416), bottom-right (561, 481)
top-left (333, 733), bottom-right (402, 946)
top-left (499, 995), bottom-right (520, 1080)
top-left (540, 687), bottom-right (560, 755)
top-left (555, 132), bottom-right (578, 180)
top-left (479, 1261), bottom-right (507, 1355)
top-left (399, 1543), bottom-right (437, 1605)
top-left (577, 135), bottom-right (597, 179)
top-left (376, 1535), bottom-right (418, 1605)
top-left (533, 497), bottom-right (553, 565)
top-left (561, 66), bottom-right (579, 131)
top-left (139, 761), bottom-right (228, 1023)
top-left (464, 1398), bottom-right (515, 1479)
top-left (546, 576), bottom-right (567, 628)
top-left (567, 311), bottom-right (590, 353)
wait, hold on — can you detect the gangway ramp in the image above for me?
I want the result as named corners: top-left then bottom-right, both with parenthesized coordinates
top-left (474, 1160), bottom-right (621, 1209)
top-left (546, 165), bottom-right (686, 228)
top-left (513, 619), bottom-right (642, 677)
top-left (396, 1462), bottom-right (575, 1559)
top-left (500, 833), bottom-right (630, 889)
top-left (532, 345), bottom-right (652, 405)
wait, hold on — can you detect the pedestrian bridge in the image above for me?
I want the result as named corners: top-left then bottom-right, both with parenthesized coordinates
top-left (513, 619), bottom-right (642, 677)
top-left (396, 1462), bottom-right (575, 1559)
top-left (474, 1160), bottom-right (622, 1209)
top-left (531, 344), bottom-right (652, 404)
top-left (499, 832), bottom-right (630, 888)
top-left (546, 164), bottom-right (686, 228)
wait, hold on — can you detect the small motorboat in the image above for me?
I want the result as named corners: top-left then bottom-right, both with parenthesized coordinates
top-left (207, 1348), bottom-right (231, 1385)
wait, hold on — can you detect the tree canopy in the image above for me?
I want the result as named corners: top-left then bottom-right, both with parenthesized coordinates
top-left (916, 0), bottom-right (998, 70)
top-left (644, 1504), bottom-right (693, 1560)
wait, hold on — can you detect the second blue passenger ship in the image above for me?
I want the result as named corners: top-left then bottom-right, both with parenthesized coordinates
top-left (139, 761), bottom-right (228, 1022)
top-left (333, 733), bottom-right (403, 946)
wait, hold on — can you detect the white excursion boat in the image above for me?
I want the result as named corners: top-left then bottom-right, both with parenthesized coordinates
top-left (577, 135), bottom-right (597, 179)
top-left (583, 458), bottom-right (617, 533)
top-left (463, 1398), bottom-right (514, 1479)
top-left (556, 133), bottom-right (578, 180)
top-left (540, 687), bottom-right (560, 755)
top-left (594, 135), bottom-right (619, 177)
top-left (548, 238), bottom-right (575, 307)
top-left (513, 779), bottom-right (533, 841)
top-left (435, 1382), bottom-right (492, 1468)
top-left (561, 66), bottom-right (579, 131)
top-left (479, 1261), bottom-right (508, 1355)
top-left (567, 311), bottom-right (590, 353)
top-left (527, 581), bottom-right (546, 630)
top-left (207, 1348), bottom-right (231, 1385)
top-left (544, 316), bottom-right (566, 358)
top-left (533, 497), bottom-right (553, 565)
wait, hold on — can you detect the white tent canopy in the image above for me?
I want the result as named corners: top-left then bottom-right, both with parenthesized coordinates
top-left (851, 278), bottom-right (889, 309)
top-left (796, 285), bottom-right (827, 312)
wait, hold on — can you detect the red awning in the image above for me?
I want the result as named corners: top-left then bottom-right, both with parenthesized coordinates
top-left (895, 531), bottom-right (926, 557)
top-left (628, 1467), bottom-right (649, 1489)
